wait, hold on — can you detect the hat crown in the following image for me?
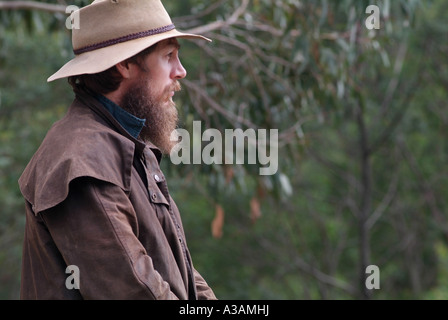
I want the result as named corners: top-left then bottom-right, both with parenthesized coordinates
top-left (72, 0), bottom-right (173, 52)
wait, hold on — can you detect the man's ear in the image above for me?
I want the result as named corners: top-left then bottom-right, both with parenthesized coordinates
top-left (115, 60), bottom-right (132, 79)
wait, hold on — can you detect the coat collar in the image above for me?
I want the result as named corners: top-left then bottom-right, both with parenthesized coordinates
top-left (75, 91), bottom-right (163, 162)
top-left (94, 94), bottom-right (145, 140)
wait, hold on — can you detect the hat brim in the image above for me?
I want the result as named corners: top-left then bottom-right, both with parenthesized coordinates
top-left (47, 29), bottom-right (211, 82)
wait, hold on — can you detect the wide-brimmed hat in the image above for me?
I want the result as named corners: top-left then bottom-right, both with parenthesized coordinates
top-left (48, 0), bottom-right (211, 82)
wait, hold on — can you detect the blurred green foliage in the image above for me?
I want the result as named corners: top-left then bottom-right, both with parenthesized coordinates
top-left (1, 0), bottom-right (447, 299)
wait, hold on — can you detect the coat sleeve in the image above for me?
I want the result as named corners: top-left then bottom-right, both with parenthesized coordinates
top-left (41, 177), bottom-right (178, 300)
top-left (193, 268), bottom-right (217, 300)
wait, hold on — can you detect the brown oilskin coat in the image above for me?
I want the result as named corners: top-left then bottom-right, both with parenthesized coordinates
top-left (18, 91), bottom-right (216, 300)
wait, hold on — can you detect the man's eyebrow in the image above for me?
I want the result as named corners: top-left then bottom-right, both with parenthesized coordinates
top-left (166, 39), bottom-right (181, 50)
top-left (170, 43), bottom-right (181, 50)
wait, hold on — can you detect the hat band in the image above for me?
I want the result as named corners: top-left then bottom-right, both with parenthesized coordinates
top-left (73, 24), bottom-right (176, 55)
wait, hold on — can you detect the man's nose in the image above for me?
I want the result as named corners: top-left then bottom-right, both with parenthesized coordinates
top-left (172, 58), bottom-right (187, 80)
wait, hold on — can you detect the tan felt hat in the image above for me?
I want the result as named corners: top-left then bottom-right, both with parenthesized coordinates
top-left (48, 0), bottom-right (211, 82)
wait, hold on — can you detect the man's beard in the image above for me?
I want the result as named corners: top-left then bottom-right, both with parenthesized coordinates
top-left (121, 79), bottom-right (180, 155)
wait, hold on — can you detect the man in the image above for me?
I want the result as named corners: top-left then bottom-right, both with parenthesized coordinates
top-left (18, 0), bottom-right (216, 300)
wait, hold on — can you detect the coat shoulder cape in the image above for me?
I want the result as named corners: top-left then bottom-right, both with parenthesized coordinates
top-left (18, 98), bottom-right (136, 215)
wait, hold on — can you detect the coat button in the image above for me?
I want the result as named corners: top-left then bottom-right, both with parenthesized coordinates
top-left (152, 193), bottom-right (157, 200)
top-left (154, 174), bottom-right (160, 182)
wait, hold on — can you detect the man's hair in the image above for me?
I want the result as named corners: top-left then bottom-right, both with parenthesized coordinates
top-left (68, 43), bottom-right (157, 95)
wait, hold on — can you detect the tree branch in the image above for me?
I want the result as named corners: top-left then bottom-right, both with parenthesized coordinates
top-left (0, 0), bottom-right (250, 36)
top-left (366, 172), bottom-right (399, 230)
top-left (0, 1), bottom-right (66, 13)
top-left (173, 0), bottom-right (226, 24)
top-left (182, 78), bottom-right (258, 129)
top-left (185, 0), bottom-right (249, 35)
top-left (355, 96), bottom-right (373, 300)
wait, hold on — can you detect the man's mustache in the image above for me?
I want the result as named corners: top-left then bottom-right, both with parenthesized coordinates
top-left (171, 81), bottom-right (181, 93)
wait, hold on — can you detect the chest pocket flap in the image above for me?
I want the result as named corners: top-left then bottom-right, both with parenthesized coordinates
top-left (146, 170), bottom-right (170, 207)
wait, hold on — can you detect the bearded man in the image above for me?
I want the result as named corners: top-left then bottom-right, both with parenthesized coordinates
top-left (18, 0), bottom-right (216, 300)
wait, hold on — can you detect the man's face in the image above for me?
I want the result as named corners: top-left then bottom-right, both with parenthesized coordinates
top-left (120, 38), bottom-right (187, 154)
